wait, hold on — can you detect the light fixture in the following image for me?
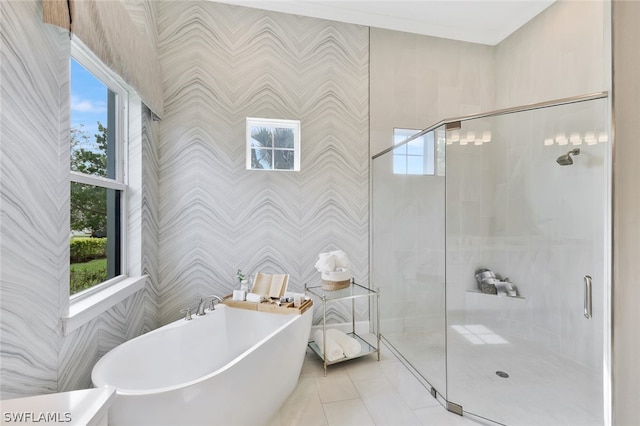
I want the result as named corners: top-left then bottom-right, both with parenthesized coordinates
top-left (446, 130), bottom-right (459, 144)
top-left (556, 134), bottom-right (568, 146)
top-left (570, 133), bottom-right (582, 145)
top-left (598, 132), bottom-right (608, 143)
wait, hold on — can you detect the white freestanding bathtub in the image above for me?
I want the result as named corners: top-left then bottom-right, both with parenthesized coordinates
top-left (91, 303), bottom-right (313, 426)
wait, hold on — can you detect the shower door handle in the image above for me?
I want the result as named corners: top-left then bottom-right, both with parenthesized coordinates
top-left (584, 275), bottom-right (592, 319)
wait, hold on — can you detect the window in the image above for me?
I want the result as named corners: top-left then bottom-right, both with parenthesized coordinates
top-left (246, 118), bottom-right (300, 171)
top-left (393, 128), bottom-right (436, 175)
top-left (70, 44), bottom-right (128, 296)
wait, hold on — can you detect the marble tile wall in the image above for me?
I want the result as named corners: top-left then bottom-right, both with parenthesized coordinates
top-left (0, 0), bottom-right (68, 398)
top-left (156, 1), bottom-right (370, 325)
top-left (0, 0), bottom-right (159, 398)
top-left (140, 105), bottom-right (161, 332)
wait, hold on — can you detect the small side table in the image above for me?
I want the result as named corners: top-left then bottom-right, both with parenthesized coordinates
top-left (305, 279), bottom-right (380, 375)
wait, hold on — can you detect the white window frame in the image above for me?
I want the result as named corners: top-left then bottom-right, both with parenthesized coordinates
top-left (246, 117), bottom-right (301, 171)
top-left (63, 40), bottom-right (146, 335)
top-left (69, 40), bottom-right (129, 301)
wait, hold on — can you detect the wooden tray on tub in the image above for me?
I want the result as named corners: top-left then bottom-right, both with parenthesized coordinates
top-left (222, 295), bottom-right (313, 315)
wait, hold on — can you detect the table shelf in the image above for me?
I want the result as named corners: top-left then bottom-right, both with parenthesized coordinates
top-left (308, 332), bottom-right (378, 365)
top-left (305, 279), bottom-right (380, 375)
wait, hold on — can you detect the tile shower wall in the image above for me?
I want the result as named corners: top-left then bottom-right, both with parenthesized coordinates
top-left (369, 28), bottom-right (495, 156)
top-left (156, 1), bottom-right (369, 325)
top-left (495, 0), bottom-right (609, 109)
top-left (0, 0), bottom-right (160, 398)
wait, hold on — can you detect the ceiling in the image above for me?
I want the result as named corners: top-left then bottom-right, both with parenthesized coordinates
top-left (213, 0), bottom-right (556, 45)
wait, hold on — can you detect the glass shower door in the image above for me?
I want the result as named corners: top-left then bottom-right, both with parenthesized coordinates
top-left (372, 126), bottom-right (447, 397)
top-left (445, 98), bottom-right (609, 425)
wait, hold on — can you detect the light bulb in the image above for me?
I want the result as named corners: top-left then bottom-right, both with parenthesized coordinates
top-left (556, 133), bottom-right (568, 146)
top-left (570, 133), bottom-right (582, 145)
top-left (598, 132), bottom-right (608, 143)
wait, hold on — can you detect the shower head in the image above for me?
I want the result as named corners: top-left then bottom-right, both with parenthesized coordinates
top-left (556, 148), bottom-right (580, 166)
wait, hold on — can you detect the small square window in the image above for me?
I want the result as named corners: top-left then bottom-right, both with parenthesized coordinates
top-left (246, 118), bottom-right (300, 171)
top-left (393, 128), bottom-right (438, 176)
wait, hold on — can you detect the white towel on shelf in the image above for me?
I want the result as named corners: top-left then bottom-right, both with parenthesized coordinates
top-left (330, 250), bottom-right (350, 269)
top-left (314, 252), bottom-right (336, 273)
top-left (313, 330), bottom-right (345, 362)
top-left (326, 329), bottom-right (362, 357)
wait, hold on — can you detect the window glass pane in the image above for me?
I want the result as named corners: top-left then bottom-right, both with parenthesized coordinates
top-left (425, 132), bottom-right (435, 175)
top-left (250, 127), bottom-right (273, 148)
top-left (407, 156), bottom-right (424, 175)
top-left (393, 154), bottom-right (406, 174)
top-left (273, 149), bottom-right (295, 170)
top-left (273, 128), bottom-right (294, 149)
top-left (407, 138), bottom-right (424, 155)
top-left (70, 59), bottom-right (113, 179)
top-left (394, 129), bottom-right (418, 144)
top-left (393, 132), bottom-right (408, 154)
top-left (70, 51), bottom-right (125, 296)
top-left (394, 143), bottom-right (407, 155)
top-left (436, 130), bottom-right (446, 176)
top-left (70, 183), bottom-right (121, 295)
top-left (251, 148), bottom-right (272, 169)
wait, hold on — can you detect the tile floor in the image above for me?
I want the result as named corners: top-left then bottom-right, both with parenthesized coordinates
top-left (266, 342), bottom-right (482, 426)
top-left (385, 327), bottom-right (603, 426)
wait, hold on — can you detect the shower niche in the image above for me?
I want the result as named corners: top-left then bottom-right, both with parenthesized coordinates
top-left (372, 94), bottom-right (609, 426)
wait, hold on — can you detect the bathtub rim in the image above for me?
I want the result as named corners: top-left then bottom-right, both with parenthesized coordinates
top-left (92, 304), bottom-right (311, 396)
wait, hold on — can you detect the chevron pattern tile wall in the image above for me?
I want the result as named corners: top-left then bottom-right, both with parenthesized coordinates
top-left (0, 0), bottom-right (69, 398)
top-left (0, 0), bottom-right (161, 397)
top-left (157, 1), bottom-right (370, 325)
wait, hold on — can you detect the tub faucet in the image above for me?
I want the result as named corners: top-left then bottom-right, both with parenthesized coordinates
top-left (196, 295), bottom-right (224, 316)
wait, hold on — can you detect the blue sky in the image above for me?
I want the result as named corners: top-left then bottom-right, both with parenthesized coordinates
top-left (70, 59), bottom-right (108, 147)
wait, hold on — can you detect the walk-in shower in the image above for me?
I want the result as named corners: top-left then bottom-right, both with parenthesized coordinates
top-left (372, 93), bottom-right (610, 425)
